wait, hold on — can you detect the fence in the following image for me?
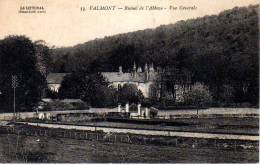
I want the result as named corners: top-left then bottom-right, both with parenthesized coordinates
top-left (1, 125), bottom-right (258, 151)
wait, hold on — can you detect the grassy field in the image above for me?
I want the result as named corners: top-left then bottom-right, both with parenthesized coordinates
top-left (158, 108), bottom-right (259, 115)
top-left (0, 133), bottom-right (258, 163)
top-left (0, 113), bottom-right (258, 163)
top-left (66, 117), bottom-right (259, 135)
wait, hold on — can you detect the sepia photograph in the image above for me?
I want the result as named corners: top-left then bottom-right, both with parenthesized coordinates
top-left (0, 0), bottom-right (259, 163)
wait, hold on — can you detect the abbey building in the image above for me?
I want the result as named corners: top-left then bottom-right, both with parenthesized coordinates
top-left (101, 63), bottom-right (160, 98)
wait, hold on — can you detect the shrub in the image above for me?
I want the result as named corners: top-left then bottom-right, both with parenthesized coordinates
top-left (118, 84), bottom-right (144, 104)
top-left (183, 83), bottom-right (213, 107)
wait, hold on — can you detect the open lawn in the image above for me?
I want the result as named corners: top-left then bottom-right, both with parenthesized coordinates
top-left (0, 134), bottom-right (258, 163)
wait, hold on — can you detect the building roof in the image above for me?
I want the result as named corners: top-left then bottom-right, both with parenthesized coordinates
top-left (101, 72), bottom-right (158, 83)
top-left (41, 98), bottom-right (53, 103)
top-left (46, 70), bottom-right (159, 85)
top-left (41, 98), bottom-right (84, 103)
top-left (60, 99), bottom-right (84, 103)
top-left (47, 73), bottom-right (70, 84)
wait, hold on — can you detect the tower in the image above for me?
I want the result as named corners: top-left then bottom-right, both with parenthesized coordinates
top-left (149, 63), bottom-right (155, 72)
top-left (137, 67), bottom-right (142, 73)
top-left (145, 63), bottom-right (149, 81)
top-left (144, 63), bottom-right (148, 72)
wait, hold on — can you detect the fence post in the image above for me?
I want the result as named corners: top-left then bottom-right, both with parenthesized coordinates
top-left (85, 132), bottom-right (88, 140)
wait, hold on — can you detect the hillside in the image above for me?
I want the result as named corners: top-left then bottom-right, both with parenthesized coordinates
top-left (51, 5), bottom-right (259, 104)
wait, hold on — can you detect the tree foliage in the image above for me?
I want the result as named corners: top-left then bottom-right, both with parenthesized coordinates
top-left (0, 36), bottom-right (46, 112)
top-left (118, 84), bottom-right (144, 104)
top-left (52, 5), bottom-right (258, 105)
top-left (183, 83), bottom-right (213, 106)
top-left (34, 40), bottom-right (53, 77)
top-left (58, 71), bottom-right (117, 107)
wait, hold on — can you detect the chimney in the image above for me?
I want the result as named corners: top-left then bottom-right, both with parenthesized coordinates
top-left (133, 62), bottom-right (137, 78)
top-left (119, 66), bottom-right (123, 74)
top-left (149, 63), bottom-right (155, 72)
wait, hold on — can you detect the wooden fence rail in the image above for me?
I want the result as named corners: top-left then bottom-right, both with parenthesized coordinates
top-left (0, 125), bottom-right (258, 151)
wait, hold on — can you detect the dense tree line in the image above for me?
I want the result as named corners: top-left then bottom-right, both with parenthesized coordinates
top-left (51, 5), bottom-right (259, 106)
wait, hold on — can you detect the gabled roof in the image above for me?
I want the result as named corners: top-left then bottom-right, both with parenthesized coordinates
top-left (47, 73), bottom-right (70, 84)
top-left (41, 98), bottom-right (53, 103)
top-left (101, 72), bottom-right (133, 82)
top-left (60, 99), bottom-right (84, 103)
top-left (101, 72), bottom-right (158, 83)
top-left (41, 98), bottom-right (84, 103)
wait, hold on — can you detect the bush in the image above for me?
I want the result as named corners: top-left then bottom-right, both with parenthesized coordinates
top-left (150, 107), bottom-right (158, 118)
top-left (118, 84), bottom-right (144, 104)
top-left (129, 103), bottom-right (138, 112)
top-left (58, 71), bottom-right (117, 108)
top-left (183, 83), bottom-right (213, 107)
top-left (91, 86), bottom-right (118, 108)
top-left (45, 89), bottom-right (58, 99)
top-left (41, 100), bottom-right (89, 111)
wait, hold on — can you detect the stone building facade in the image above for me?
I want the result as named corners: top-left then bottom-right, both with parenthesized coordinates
top-left (46, 64), bottom-right (188, 102)
top-left (101, 63), bottom-right (160, 98)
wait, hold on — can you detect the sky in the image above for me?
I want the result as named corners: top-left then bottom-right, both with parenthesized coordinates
top-left (0, 0), bottom-right (258, 47)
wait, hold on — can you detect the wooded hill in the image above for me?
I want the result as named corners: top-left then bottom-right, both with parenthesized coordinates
top-left (51, 5), bottom-right (259, 105)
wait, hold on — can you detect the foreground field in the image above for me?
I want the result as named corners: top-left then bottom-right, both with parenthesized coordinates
top-left (0, 114), bottom-right (258, 163)
top-left (0, 134), bottom-right (258, 163)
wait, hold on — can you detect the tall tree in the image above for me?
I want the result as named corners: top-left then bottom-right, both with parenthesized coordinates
top-left (0, 36), bottom-right (46, 112)
top-left (58, 71), bottom-right (117, 107)
top-left (34, 40), bottom-right (52, 77)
